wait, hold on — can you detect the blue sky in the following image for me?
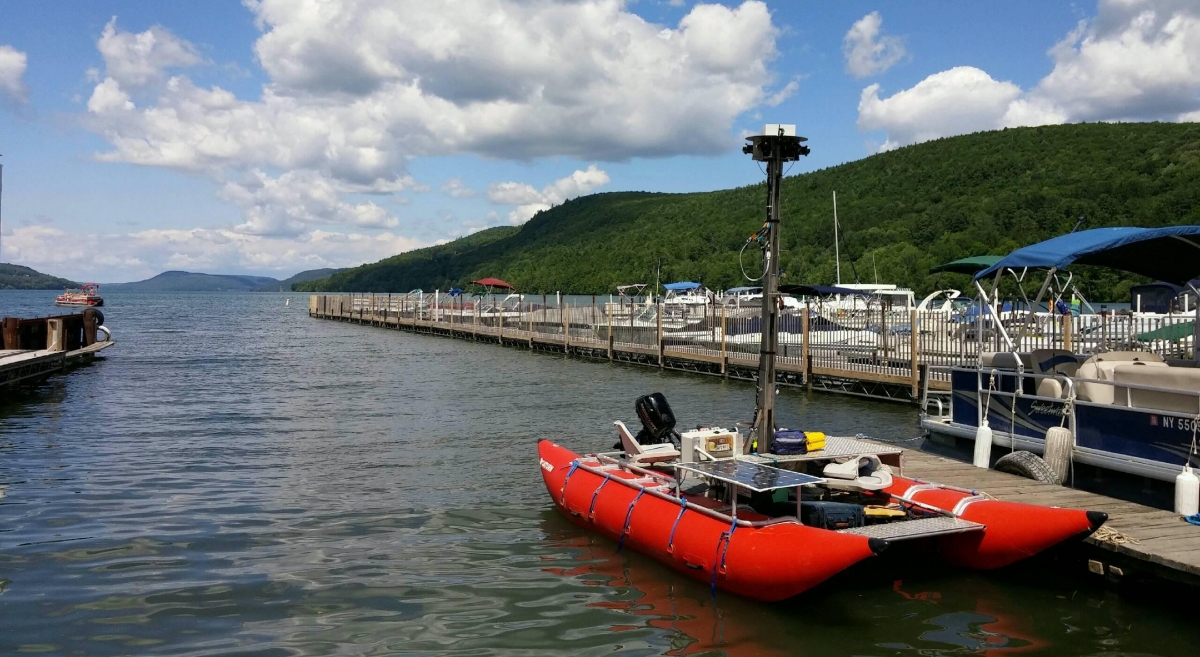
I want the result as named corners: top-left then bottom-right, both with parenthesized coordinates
top-left (1, 1), bottom-right (1197, 282)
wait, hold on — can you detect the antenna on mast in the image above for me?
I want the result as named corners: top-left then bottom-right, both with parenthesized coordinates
top-left (742, 124), bottom-right (809, 454)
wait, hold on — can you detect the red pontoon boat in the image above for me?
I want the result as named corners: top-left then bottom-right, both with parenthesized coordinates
top-left (56, 283), bottom-right (104, 307)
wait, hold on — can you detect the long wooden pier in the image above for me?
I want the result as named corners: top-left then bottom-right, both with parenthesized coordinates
top-left (887, 439), bottom-right (1200, 587)
top-left (308, 294), bottom-right (944, 402)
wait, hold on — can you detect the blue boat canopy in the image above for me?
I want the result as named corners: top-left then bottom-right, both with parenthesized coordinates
top-left (663, 281), bottom-right (702, 291)
top-left (779, 284), bottom-right (872, 297)
top-left (974, 226), bottom-right (1200, 285)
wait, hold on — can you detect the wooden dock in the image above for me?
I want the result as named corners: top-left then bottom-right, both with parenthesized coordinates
top-left (1, 310), bottom-right (114, 387)
top-left (886, 439), bottom-right (1200, 587)
top-left (308, 294), bottom-right (947, 402)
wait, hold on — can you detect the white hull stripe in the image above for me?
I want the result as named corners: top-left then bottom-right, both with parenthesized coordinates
top-left (900, 483), bottom-right (939, 500)
top-left (952, 495), bottom-right (990, 516)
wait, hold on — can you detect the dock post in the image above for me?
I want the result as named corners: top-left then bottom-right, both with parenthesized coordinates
top-left (801, 305), bottom-right (810, 386)
top-left (910, 309), bottom-right (919, 398)
top-left (499, 302), bottom-right (504, 343)
top-left (473, 301), bottom-right (478, 340)
top-left (563, 303), bottom-right (570, 351)
top-left (528, 300), bottom-right (534, 348)
top-left (607, 304), bottom-right (613, 361)
top-left (720, 305), bottom-right (727, 376)
top-left (1062, 313), bottom-right (1073, 353)
top-left (657, 302), bottom-right (663, 368)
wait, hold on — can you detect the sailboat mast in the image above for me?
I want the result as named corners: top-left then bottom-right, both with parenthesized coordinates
top-left (743, 125), bottom-right (809, 454)
top-left (833, 190), bottom-right (840, 286)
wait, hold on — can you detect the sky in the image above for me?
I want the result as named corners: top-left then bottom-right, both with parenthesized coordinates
top-left (0, 0), bottom-right (1197, 283)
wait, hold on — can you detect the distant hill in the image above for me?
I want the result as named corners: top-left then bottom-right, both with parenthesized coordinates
top-left (106, 271), bottom-right (281, 292)
top-left (294, 122), bottom-right (1200, 302)
top-left (254, 267), bottom-right (347, 291)
top-left (0, 263), bottom-right (79, 290)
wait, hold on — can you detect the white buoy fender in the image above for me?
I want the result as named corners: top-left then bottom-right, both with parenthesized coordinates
top-left (1176, 466), bottom-right (1199, 516)
top-left (973, 422), bottom-right (993, 468)
top-left (1043, 426), bottom-right (1074, 485)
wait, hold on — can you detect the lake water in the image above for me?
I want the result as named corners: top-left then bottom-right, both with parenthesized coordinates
top-left (0, 290), bottom-right (1193, 656)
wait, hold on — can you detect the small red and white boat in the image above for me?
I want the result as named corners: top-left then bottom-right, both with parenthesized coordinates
top-left (56, 283), bottom-right (104, 307)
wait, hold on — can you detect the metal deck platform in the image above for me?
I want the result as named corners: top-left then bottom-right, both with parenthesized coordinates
top-left (838, 515), bottom-right (983, 540)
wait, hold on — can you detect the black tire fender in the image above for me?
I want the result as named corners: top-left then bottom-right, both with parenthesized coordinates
top-left (993, 450), bottom-right (1059, 483)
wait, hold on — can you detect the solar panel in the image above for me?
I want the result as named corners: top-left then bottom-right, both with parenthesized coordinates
top-left (674, 459), bottom-right (823, 492)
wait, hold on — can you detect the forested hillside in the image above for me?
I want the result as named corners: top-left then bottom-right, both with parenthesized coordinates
top-left (0, 263), bottom-right (78, 290)
top-left (297, 123), bottom-right (1200, 301)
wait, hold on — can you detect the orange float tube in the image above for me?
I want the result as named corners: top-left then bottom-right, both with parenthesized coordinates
top-left (882, 476), bottom-right (1106, 569)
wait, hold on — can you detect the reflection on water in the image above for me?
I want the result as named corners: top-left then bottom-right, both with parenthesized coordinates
top-left (0, 290), bottom-right (1194, 655)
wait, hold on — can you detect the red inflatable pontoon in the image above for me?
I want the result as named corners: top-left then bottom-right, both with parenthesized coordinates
top-left (538, 440), bottom-right (1105, 602)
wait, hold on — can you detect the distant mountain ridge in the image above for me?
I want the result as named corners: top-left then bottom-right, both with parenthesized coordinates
top-left (105, 268), bottom-right (348, 292)
top-left (256, 268), bottom-right (347, 291)
top-left (0, 263), bottom-right (79, 290)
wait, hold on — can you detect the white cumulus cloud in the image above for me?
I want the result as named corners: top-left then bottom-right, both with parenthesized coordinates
top-left (218, 169), bottom-right (405, 237)
top-left (96, 17), bottom-right (204, 88)
top-left (75, 3), bottom-right (786, 274)
top-left (488, 165), bottom-right (610, 224)
top-left (843, 12), bottom-right (905, 79)
top-left (858, 67), bottom-right (1024, 151)
top-left (857, 0), bottom-right (1200, 150)
top-left (0, 44), bottom-right (29, 106)
top-left (440, 178), bottom-right (477, 198)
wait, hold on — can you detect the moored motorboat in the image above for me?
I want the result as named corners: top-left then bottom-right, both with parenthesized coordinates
top-left (55, 283), bottom-right (104, 307)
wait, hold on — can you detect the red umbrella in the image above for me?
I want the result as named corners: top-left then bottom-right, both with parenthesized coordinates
top-left (472, 278), bottom-right (515, 290)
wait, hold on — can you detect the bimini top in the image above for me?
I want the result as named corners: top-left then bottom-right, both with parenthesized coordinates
top-left (929, 255), bottom-right (1003, 275)
top-left (663, 281), bottom-right (702, 291)
top-left (725, 286), bottom-right (762, 294)
top-left (974, 226), bottom-right (1200, 285)
top-left (779, 284), bottom-right (872, 297)
top-left (472, 277), bottom-right (515, 289)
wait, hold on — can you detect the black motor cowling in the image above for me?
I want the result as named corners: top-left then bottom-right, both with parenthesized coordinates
top-left (634, 392), bottom-right (678, 445)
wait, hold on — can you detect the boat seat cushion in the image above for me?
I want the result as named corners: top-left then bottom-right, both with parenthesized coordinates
top-left (1037, 377), bottom-right (1064, 399)
top-left (1112, 364), bottom-right (1200, 414)
top-left (981, 351), bottom-right (1032, 370)
top-left (1030, 349), bottom-right (1079, 377)
top-left (1089, 350), bottom-right (1164, 364)
top-left (1076, 354), bottom-right (1168, 404)
top-left (615, 420), bottom-right (680, 463)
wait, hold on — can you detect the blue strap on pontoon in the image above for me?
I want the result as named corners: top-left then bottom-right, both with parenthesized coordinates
top-left (711, 516), bottom-right (739, 597)
top-left (588, 475), bottom-right (611, 520)
top-left (559, 461), bottom-right (579, 505)
top-left (616, 489), bottom-right (646, 552)
top-left (667, 495), bottom-right (688, 553)
top-left (1185, 513), bottom-right (1200, 526)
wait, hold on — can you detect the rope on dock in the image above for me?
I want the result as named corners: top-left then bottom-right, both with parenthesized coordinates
top-left (1090, 526), bottom-right (1140, 545)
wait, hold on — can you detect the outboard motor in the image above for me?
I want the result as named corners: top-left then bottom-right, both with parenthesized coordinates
top-left (634, 392), bottom-right (680, 446)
